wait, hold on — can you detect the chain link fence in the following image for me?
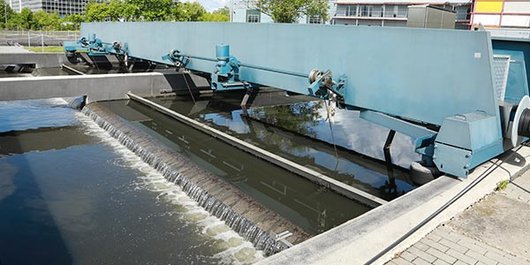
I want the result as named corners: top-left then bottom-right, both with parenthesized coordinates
top-left (0, 30), bottom-right (79, 47)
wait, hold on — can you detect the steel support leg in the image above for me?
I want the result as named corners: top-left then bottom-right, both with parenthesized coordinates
top-left (240, 88), bottom-right (258, 115)
top-left (384, 130), bottom-right (397, 193)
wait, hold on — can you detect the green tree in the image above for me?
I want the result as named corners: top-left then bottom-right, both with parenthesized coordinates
top-left (127, 0), bottom-right (175, 21)
top-left (63, 14), bottom-right (85, 30)
top-left (111, 0), bottom-right (137, 21)
top-left (85, 1), bottom-right (111, 22)
top-left (104, 0), bottom-right (134, 21)
top-left (0, 0), bottom-right (14, 29)
top-left (255, 0), bottom-right (329, 23)
top-left (33, 10), bottom-right (61, 30)
top-left (202, 7), bottom-right (229, 22)
top-left (83, 0), bottom-right (230, 23)
top-left (86, 0), bottom-right (176, 22)
top-left (175, 2), bottom-right (206, 21)
top-left (9, 8), bottom-right (36, 30)
top-left (86, 0), bottom-right (134, 22)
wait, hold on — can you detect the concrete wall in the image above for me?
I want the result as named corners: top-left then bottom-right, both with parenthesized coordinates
top-left (0, 53), bottom-right (67, 68)
top-left (0, 72), bottom-right (202, 102)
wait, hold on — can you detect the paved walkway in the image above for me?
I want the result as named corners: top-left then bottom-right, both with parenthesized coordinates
top-left (388, 170), bottom-right (530, 265)
top-left (0, 46), bottom-right (31, 54)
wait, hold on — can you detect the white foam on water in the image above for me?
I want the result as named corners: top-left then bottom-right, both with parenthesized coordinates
top-left (75, 112), bottom-right (264, 264)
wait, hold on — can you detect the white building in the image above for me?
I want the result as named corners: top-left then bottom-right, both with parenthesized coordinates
top-left (332, 0), bottom-right (471, 29)
top-left (470, 0), bottom-right (530, 39)
top-left (8, 0), bottom-right (107, 16)
top-left (471, 0), bottom-right (530, 29)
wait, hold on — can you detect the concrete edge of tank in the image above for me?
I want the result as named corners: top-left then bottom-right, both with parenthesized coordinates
top-left (258, 147), bottom-right (530, 264)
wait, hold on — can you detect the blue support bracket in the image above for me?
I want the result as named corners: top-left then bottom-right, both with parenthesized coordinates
top-left (307, 69), bottom-right (347, 101)
top-left (63, 33), bottom-right (129, 65)
top-left (360, 111), bottom-right (436, 150)
top-left (162, 49), bottom-right (190, 69)
top-left (211, 44), bottom-right (250, 91)
top-left (162, 44), bottom-right (253, 91)
top-left (360, 110), bottom-right (437, 167)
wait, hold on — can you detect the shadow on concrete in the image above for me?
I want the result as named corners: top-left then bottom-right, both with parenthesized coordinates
top-left (88, 55), bottom-right (112, 70)
top-left (162, 72), bottom-right (209, 96)
top-left (502, 150), bottom-right (526, 167)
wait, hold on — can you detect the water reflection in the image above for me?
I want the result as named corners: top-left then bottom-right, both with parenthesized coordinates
top-left (248, 101), bottom-right (420, 169)
top-left (0, 126), bottom-right (95, 155)
top-left (0, 98), bottom-right (78, 133)
top-left (98, 100), bottom-right (370, 234)
top-left (251, 101), bottom-right (323, 137)
top-left (148, 92), bottom-right (417, 200)
top-left (0, 154), bottom-right (73, 265)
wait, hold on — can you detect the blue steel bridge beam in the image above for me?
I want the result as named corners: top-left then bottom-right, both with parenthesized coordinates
top-left (70, 22), bottom-right (530, 178)
top-left (162, 47), bottom-right (346, 98)
top-left (77, 23), bottom-right (499, 125)
top-left (64, 33), bottom-right (129, 65)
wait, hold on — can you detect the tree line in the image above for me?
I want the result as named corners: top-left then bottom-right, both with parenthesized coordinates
top-left (255, 0), bottom-right (329, 24)
top-left (0, 0), bottom-right (229, 31)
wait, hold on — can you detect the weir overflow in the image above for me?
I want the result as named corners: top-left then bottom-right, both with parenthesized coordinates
top-left (82, 105), bottom-right (298, 255)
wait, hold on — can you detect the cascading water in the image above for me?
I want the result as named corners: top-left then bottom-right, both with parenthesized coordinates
top-left (82, 106), bottom-right (291, 256)
top-left (2, 98), bottom-right (265, 264)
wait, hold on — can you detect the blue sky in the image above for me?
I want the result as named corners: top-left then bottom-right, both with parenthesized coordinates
top-left (183, 0), bottom-right (229, 12)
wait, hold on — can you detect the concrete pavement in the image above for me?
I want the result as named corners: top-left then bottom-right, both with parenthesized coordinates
top-left (0, 46), bottom-right (31, 54)
top-left (389, 170), bottom-right (530, 265)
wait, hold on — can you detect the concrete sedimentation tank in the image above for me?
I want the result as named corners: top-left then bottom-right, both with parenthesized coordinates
top-left (2, 22), bottom-right (530, 264)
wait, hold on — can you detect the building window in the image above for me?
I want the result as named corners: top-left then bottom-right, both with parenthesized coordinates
top-left (382, 5), bottom-right (407, 18)
top-left (371, 6), bottom-right (383, 17)
top-left (308, 15), bottom-right (323, 24)
top-left (384, 5), bottom-right (396, 17)
top-left (357, 5), bottom-right (382, 18)
top-left (359, 5), bottom-right (370, 17)
top-left (396, 6), bottom-right (408, 18)
top-left (246, 9), bottom-right (260, 23)
top-left (346, 5), bottom-right (357, 16)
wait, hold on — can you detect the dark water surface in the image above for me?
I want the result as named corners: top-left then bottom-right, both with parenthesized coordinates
top-left (0, 99), bottom-right (259, 265)
top-left (96, 99), bottom-right (371, 235)
top-left (145, 92), bottom-right (418, 200)
top-left (0, 90), bottom-right (419, 264)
